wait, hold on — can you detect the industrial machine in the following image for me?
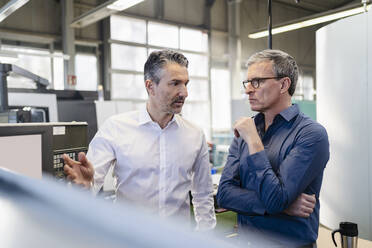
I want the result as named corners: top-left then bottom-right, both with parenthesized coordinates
top-left (0, 63), bottom-right (56, 123)
top-left (0, 122), bottom-right (88, 180)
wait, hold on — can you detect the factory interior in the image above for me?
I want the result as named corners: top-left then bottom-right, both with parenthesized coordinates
top-left (0, 0), bottom-right (372, 247)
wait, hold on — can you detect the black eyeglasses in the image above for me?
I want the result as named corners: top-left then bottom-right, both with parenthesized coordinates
top-left (242, 76), bottom-right (284, 89)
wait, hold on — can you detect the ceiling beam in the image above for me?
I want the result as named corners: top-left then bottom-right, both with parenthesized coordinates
top-left (333, 0), bottom-right (359, 9)
top-left (272, 0), bottom-right (342, 13)
top-left (0, 0), bottom-right (30, 23)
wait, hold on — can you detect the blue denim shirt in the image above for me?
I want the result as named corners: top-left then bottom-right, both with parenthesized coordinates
top-left (217, 104), bottom-right (329, 244)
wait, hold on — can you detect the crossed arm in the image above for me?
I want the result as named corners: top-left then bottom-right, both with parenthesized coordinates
top-left (217, 117), bottom-right (329, 217)
top-left (216, 138), bottom-right (316, 218)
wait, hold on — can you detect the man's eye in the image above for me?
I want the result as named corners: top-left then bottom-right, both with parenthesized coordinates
top-left (173, 82), bottom-right (179, 86)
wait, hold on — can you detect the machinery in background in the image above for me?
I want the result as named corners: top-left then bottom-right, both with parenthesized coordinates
top-left (0, 122), bottom-right (88, 180)
top-left (0, 63), bottom-right (97, 143)
top-left (51, 122), bottom-right (88, 179)
top-left (56, 90), bottom-right (98, 143)
top-left (0, 63), bottom-right (53, 123)
top-left (7, 90), bottom-right (59, 122)
top-left (8, 106), bottom-right (48, 122)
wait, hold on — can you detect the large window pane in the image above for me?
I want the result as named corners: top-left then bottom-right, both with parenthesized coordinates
top-left (180, 27), bottom-right (208, 52)
top-left (110, 15), bottom-right (146, 44)
top-left (75, 54), bottom-right (98, 91)
top-left (111, 73), bottom-right (147, 100)
top-left (182, 102), bottom-right (211, 141)
top-left (148, 22), bottom-right (178, 49)
top-left (183, 53), bottom-right (208, 77)
top-left (2, 46), bottom-right (51, 85)
top-left (211, 68), bottom-right (231, 130)
top-left (53, 54), bottom-right (64, 90)
top-left (187, 79), bottom-right (208, 101)
top-left (111, 44), bottom-right (147, 71)
top-left (296, 73), bottom-right (314, 101)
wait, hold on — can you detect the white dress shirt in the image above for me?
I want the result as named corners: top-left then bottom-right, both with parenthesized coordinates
top-left (87, 106), bottom-right (216, 230)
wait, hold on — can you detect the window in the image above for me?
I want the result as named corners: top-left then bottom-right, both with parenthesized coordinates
top-left (187, 79), bottom-right (209, 101)
top-left (180, 27), bottom-right (208, 52)
top-left (148, 22), bottom-right (178, 48)
top-left (75, 53), bottom-right (98, 91)
top-left (111, 73), bottom-right (147, 100)
top-left (295, 72), bottom-right (315, 101)
top-left (211, 68), bottom-right (231, 130)
top-left (110, 15), bottom-right (146, 44)
top-left (183, 52), bottom-right (208, 77)
top-left (111, 44), bottom-right (147, 71)
top-left (109, 15), bottom-right (210, 139)
top-left (0, 45), bottom-right (98, 91)
top-left (182, 102), bottom-right (210, 140)
top-left (1, 45), bottom-right (51, 89)
top-left (53, 53), bottom-right (64, 90)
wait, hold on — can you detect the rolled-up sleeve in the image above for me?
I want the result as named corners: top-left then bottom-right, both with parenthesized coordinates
top-left (87, 120), bottom-right (117, 195)
top-left (191, 134), bottom-right (216, 231)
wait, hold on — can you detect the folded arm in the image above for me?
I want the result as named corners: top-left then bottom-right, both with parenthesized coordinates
top-left (239, 124), bottom-right (329, 214)
top-left (217, 124), bottom-right (328, 216)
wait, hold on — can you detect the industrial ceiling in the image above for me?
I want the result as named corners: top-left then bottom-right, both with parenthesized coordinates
top-left (273, 0), bottom-right (358, 12)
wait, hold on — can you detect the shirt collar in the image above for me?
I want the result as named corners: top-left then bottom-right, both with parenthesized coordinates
top-left (254, 104), bottom-right (300, 125)
top-left (279, 104), bottom-right (300, 122)
top-left (138, 104), bottom-right (180, 128)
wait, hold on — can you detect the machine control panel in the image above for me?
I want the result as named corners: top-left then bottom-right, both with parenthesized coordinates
top-left (52, 123), bottom-right (88, 179)
top-left (53, 148), bottom-right (88, 179)
top-left (0, 122), bottom-right (88, 180)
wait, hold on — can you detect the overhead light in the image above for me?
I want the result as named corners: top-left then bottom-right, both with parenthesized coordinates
top-left (0, 48), bottom-right (69, 62)
top-left (71, 0), bottom-right (144, 28)
top-left (0, 0), bottom-right (29, 23)
top-left (0, 50), bottom-right (18, 63)
top-left (107, 0), bottom-right (144, 11)
top-left (248, 3), bottom-right (371, 39)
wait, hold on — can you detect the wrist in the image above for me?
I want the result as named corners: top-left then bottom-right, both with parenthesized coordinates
top-left (248, 140), bottom-right (264, 155)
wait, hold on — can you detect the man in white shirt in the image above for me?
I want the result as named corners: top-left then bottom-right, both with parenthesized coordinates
top-left (63, 50), bottom-right (216, 230)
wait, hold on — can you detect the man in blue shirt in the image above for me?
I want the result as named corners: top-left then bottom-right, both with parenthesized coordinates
top-left (217, 49), bottom-right (329, 247)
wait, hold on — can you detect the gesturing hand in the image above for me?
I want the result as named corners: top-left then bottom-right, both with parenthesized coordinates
top-left (284, 193), bottom-right (316, 218)
top-left (63, 152), bottom-right (94, 189)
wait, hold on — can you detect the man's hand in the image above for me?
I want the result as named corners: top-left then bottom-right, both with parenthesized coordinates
top-left (234, 117), bottom-right (264, 154)
top-left (284, 193), bottom-right (316, 218)
top-left (63, 152), bottom-right (94, 189)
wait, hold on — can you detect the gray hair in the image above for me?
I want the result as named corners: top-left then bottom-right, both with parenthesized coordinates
top-left (246, 49), bottom-right (298, 96)
top-left (144, 50), bottom-right (189, 84)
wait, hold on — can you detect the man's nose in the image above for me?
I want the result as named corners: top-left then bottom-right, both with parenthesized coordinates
top-left (179, 84), bottom-right (188, 98)
top-left (245, 83), bottom-right (255, 94)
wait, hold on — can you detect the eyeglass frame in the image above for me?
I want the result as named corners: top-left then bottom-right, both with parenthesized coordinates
top-left (242, 76), bottom-right (286, 89)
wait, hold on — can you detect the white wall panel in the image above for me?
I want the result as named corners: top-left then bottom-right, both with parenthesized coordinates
top-left (316, 12), bottom-right (371, 240)
top-left (368, 8), bottom-right (372, 240)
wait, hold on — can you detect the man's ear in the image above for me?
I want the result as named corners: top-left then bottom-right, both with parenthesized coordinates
top-left (280, 77), bottom-right (291, 94)
top-left (145, 80), bottom-right (155, 95)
